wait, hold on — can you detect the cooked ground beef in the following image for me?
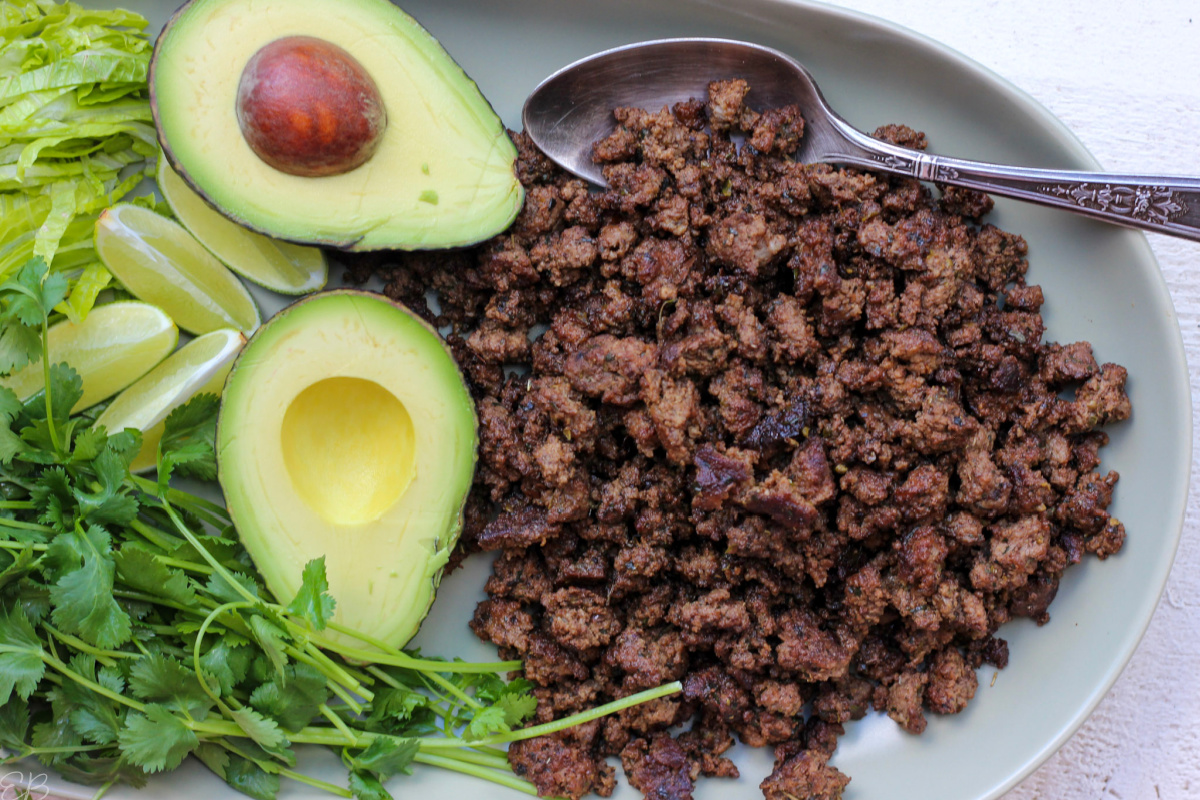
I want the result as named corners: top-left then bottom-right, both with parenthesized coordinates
top-left (351, 79), bottom-right (1131, 800)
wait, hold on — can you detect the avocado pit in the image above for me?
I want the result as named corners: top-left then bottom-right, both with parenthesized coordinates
top-left (236, 36), bottom-right (386, 178)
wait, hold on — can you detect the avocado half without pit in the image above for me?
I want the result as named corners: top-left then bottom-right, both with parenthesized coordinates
top-left (217, 291), bottom-right (477, 649)
top-left (150, 0), bottom-right (523, 250)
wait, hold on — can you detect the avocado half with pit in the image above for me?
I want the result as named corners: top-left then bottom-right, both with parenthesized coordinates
top-left (217, 290), bottom-right (477, 648)
top-left (150, 0), bottom-right (523, 251)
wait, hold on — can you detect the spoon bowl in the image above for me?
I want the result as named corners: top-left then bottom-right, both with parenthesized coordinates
top-left (523, 38), bottom-right (1200, 242)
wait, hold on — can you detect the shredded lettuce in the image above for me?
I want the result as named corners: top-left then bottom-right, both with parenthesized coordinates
top-left (0, 0), bottom-right (155, 321)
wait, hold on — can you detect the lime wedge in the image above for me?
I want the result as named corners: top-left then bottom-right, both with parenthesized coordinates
top-left (95, 203), bottom-right (261, 335)
top-left (96, 328), bottom-right (245, 473)
top-left (0, 301), bottom-right (178, 412)
top-left (158, 159), bottom-right (328, 295)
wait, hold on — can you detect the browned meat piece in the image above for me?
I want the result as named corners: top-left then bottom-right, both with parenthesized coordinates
top-left (707, 78), bottom-right (758, 131)
top-left (970, 515), bottom-right (1051, 592)
top-left (749, 105), bottom-right (805, 155)
top-left (707, 211), bottom-right (788, 276)
top-left (886, 671), bottom-right (929, 734)
top-left (564, 334), bottom-right (657, 405)
top-left (925, 648), bottom-right (978, 714)
top-left (1040, 341), bottom-right (1099, 384)
top-left (692, 445), bottom-right (755, 511)
top-left (476, 504), bottom-right (560, 551)
top-left (940, 185), bottom-right (994, 220)
top-left (640, 369), bottom-right (702, 465)
top-left (470, 598), bottom-right (534, 651)
top-left (761, 749), bottom-right (851, 800)
top-left (543, 587), bottom-right (623, 651)
top-left (605, 626), bottom-right (689, 690)
top-left (509, 736), bottom-right (615, 800)
top-left (621, 735), bottom-right (695, 800)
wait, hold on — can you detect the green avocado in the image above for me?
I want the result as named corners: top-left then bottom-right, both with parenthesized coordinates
top-left (217, 291), bottom-right (477, 649)
top-left (150, 0), bottom-right (523, 251)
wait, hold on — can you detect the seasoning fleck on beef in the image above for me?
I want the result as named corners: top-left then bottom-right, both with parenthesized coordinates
top-left (376, 83), bottom-right (1130, 800)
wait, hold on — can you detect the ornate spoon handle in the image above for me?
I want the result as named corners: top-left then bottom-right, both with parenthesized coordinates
top-left (826, 125), bottom-right (1200, 241)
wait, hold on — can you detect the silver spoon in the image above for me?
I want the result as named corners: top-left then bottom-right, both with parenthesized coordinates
top-left (523, 37), bottom-right (1200, 242)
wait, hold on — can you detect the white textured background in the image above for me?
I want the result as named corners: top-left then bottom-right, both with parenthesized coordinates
top-left (818, 0), bottom-right (1200, 797)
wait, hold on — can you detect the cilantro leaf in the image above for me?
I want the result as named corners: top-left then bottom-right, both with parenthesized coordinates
top-left (368, 685), bottom-right (429, 725)
top-left (193, 741), bottom-right (231, 779)
top-left (496, 691), bottom-right (538, 726)
top-left (118, 704), bottom-right (199, 773)
top-left (285, 557), bottom-right (336, 631)
top-left (113, 546), bottom-right (196, 606)
top-left (249, 663), bottom-right (329, 732)
top-left (73, 444), bottom-right (138, 526)
top-left (46, 362), bottom-right (83, 430)
top-left (228, 706), bottom-right (292, 761)
top-left (48, 524), bottom-right (131, 649)
top-left (0, 386), bottom-right (22, 422)
top-left (0, 259), bottom-right (67, 330)
top-left (158, 394), bottom-right (219, 482)
top-left (348, 737), bottom-right (418, 781)
top-left (247, 613), bottom-right (289, 679)
top-left (205, 570), bottom-right (261, 605)
top-left (199, 637), bottom-right (254, 696)
top-left (0, 695), bottom-right (29, 752)
top-left (58, 655), bottom-right (122, 744)
top-left (0, 604), bottom-right (45, 704)
top-left (464, 704), bottom-right (509, 741)
top-left (224, 755), bottom-right (282, 800)
top-left (128, 652), bottom-right (212, 716)
top-left (0, 320), bottom-right (41, 376)
top-left (348, 769), bottom-right (392, 800)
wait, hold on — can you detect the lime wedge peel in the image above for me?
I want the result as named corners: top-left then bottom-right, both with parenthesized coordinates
top-left (157, 158), bottom-right (328, 295)
top-left (0, 301), bottom-right (179, 413)
top-left (96, 328), bottom-right (245, 473)
top-left (95, 203), bottom-right (261, 336)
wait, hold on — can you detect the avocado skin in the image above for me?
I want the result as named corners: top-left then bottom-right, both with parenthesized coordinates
top-left (217, 289), bottom-right (478, 649)
top-left (150, 0), bottom-right (523, 252)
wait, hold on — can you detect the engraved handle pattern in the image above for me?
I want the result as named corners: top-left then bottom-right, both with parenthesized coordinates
top-left (1034, 182), bottom-right (1189, 225)
top-left (827, 130), bottom-right (1200, 242)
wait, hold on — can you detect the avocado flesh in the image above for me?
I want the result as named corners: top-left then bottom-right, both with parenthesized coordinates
top-left (151, 0), bottom-right (522, 251)
top-left (217, 291), bottom-right (477, 649)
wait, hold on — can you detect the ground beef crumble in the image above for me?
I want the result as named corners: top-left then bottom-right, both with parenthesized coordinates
top-left (349, 79), bottom-right (1131, 800)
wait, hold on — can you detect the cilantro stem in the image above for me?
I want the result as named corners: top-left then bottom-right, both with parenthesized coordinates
top-left (314, 621), bottom-right (523, 674)
top-left (129, 517), bottom-right (182, 551)
top-left (410, 752), bottom-right (537, 797)
top-left (419, 681), bottom-right (684, 749)
top-left (297, 641), bottom-right (375, 702)
top-left (319, 704), bottom-right (359, 745)
top-left (159, 500), bottom-right (259, 606)
top-left (134, 477), bottom-right (230, 522)
top-left (42, 623), bottom-right (136, 663)
top-left (325, 680), bottom-right (366, 715)
top-left (436, 747), bottom-right (511, 771)
top-left (274, 767), bottom-right (353, 798)
top-left (156, 554), bottom-right (214, 574)
top-left (40, 308), bottom-right (61, 455)
top-left (0, 518), bottom-right (52, 533)
top-left (193, 600), bottom-right (256, 711)
top-left (0, 500), bottom-right (34, 509)
top-left (0, 539), bottom-right (46, 551)
top-left (217, 740), bottom-right (355, 798)
top-left (425, 670), bottom-right (483, 711)
top-left (40, 651), bottom-right (147, 713)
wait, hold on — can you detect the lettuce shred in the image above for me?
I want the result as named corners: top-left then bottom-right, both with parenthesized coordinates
top-left (0, 0), bottom-right (156, 321)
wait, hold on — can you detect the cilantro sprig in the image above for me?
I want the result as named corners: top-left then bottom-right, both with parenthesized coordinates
top-left (0, 255), bottom-right (682, 799)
